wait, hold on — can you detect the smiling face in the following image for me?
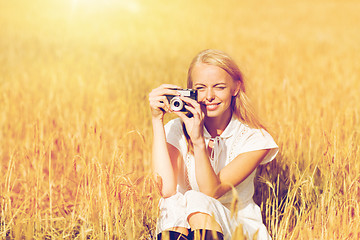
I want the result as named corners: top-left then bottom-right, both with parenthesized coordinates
top-left (191, 63), bottom-right (240, 119)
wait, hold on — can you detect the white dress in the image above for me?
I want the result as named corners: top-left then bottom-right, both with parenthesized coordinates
top-left (157, 116), bottom-right (279, 240)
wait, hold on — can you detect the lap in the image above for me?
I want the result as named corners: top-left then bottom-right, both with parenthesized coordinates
top-left (157, 190), bottom-right (271, 240)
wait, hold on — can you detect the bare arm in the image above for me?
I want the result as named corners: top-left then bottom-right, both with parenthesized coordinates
top-left (149, 84), bottom-right (181, 198)
top-left (192, 142), bottom-right (270, 198)
top-left (151, 119), bottom-right (179, 197)
top-left (174, 96), bottom-right (270, 198)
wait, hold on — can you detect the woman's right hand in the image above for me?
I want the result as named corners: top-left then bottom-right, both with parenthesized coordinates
top-left (148, 84), bottom-right (181, 120)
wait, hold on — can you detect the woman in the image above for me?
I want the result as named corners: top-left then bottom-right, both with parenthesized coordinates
top-left (149, 49), bottom-right (278, 240)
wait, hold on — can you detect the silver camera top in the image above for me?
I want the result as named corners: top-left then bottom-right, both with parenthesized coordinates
top-left (166, 88), bottom-right (197, 112)
top-left (177, 89), bottom-right (195, 97)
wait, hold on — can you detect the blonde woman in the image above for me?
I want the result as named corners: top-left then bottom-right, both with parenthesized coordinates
top-left (149, 49), bottom-right (278, 240)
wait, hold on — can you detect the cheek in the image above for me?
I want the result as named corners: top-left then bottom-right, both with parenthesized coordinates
top-left (218, 90), bottom-right (233, 102)
top-left (197, 91), bottom-right (206, 101)
top-left (197, 90), bottom-right (233, 102)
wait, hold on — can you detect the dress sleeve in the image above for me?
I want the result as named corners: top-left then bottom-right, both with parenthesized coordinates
top-left (232, 128), bottom-right (279, 165)
top-left (164, 118), bottom-right (185, 154)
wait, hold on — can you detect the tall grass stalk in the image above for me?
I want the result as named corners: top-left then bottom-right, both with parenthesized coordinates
top-left (1, 0), bottom-right (359, 239)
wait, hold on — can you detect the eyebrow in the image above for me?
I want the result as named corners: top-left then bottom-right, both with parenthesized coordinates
top-left (194, 83), bottom-right (227, 87)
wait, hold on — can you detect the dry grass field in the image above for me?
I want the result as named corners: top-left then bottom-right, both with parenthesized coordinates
top-left (0, 0), bottom-right (359, 239)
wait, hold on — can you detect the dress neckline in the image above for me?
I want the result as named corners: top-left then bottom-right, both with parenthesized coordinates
top-left (203, 115), bottom-right (238, 140)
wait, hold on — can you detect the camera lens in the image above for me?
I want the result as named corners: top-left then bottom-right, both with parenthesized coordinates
top-left (170, 97), bottom-right (184, 111)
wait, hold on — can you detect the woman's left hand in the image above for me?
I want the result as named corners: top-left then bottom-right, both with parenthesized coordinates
top-left (173, 96), bottom-right (205, 146)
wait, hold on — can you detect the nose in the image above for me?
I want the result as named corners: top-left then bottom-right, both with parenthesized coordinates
top-left (205, 88), bottom-right (215, 101)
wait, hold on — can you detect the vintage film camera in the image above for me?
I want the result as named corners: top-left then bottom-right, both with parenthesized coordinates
top-left (166, 89), bottom-right (198, 112)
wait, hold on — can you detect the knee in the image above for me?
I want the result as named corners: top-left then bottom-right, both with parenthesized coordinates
top-left (188, 212), bottom-right (210, 227)
top-left (187, 212), bottom-right (222, 233)
top-left (187, 214), bottom-right (224, 240)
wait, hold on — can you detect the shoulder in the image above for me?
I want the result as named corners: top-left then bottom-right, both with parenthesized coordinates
top-left (230, 119), bottom-right (274, 142)
top-left (229, 120), bottom-right (279, 164)
top-left (164, 118), bottom-right (185, 139)
top-left (164, 118), bottom-right (183, 132)
top-left (244, 125), bottom-right (274, 142)
top-left (164, 118), bottom-right (186, 154)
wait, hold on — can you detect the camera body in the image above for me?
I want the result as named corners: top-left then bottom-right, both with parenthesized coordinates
top-left (166, 89), bottom-right (198, 112)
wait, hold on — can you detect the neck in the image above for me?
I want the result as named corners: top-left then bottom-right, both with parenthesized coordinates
top-left (204, 109), bottom-right (232, 138)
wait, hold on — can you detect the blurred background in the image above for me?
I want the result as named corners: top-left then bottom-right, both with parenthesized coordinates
top-left (1, 0), bottom-right (359, 239)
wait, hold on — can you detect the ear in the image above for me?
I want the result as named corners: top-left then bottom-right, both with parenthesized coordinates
top-left (232, 81), bottom-right (241, 97)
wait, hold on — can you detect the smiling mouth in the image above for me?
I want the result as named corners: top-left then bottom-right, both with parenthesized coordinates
top-left (204, 103), bottom-right (221, 110)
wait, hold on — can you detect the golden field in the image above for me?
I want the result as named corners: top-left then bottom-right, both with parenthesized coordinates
top-left (0, 0), bottom-right (359, 239)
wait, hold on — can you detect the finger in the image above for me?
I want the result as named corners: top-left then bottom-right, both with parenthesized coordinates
top-left (180, 97), bottom-right (203, 116)
top-left (179, 96), bottom-right (199, 108)
top-left (150, 100), bottom-right (166, 110)
top-left (199, 104), bottom-right (207, 117)
top-left (153, 102), bottom-right (171, 113)
top-left (150, 95), bottom-right (169, 104)
top-left (159, 84), bottom-right (182, 90)
top-left (157, 95), bottom-right (171, 110)
top-left (154, 84), bottom-right (182, 95)
top-left (151, 96), bottom-right (171, 112)
top-left (184, 105), bottom-right (200, 119)
top-left (150, 87), bottom-right (181, 99)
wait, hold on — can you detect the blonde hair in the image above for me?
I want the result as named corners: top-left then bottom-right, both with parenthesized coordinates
top-left (184, 49), bottom-right (267, 153)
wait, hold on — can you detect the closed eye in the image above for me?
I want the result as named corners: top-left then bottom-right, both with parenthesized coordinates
top-left (215, 86), bottom-right (226, 90)
top-left (214, 84), bottom-right (226, 90)
top-left (195, 86), bottom-right (206, 91)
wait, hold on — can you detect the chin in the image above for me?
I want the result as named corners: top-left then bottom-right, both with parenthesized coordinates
top-left (205, 105), bottom-right (231, 119)
top-left (205, 109), bottom-right (223, 118)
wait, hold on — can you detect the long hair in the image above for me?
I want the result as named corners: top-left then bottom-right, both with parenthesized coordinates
top-left (183, 49), bottom-right (267, 153)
